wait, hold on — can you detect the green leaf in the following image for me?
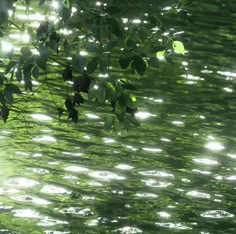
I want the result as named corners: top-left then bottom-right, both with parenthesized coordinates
top-left (181, 0), bottom-right (192, 6)
top-left (23, 63), bottom-right (33, 91)
top-left (15, 68), bottom-right (22, 82)
top-left (127, 114), bottom-right (140, 127)
top-left (5, 61), bottom-right (17, 74)
top-left (119, 79), bottom-right (136, 90)
top-left (1, 105), bottom-right (9, 123)
top-left (39, 0), bottom-right (46, 6)
top-left (4, 91), bottom-right (13, 104)
top-left (63, 0), bottom-right (70, 9)
top-left (37, 45), bottom-right (49, 70)
top-left (115, 102), bottom-right (126, 119)
top-left (32, 66), bottom-right (39, 79)
top-left (106, 17), bottom-right (124, 37)
top-left (60, 5), bottom-right (71, 22)
top-left (0, 30), bottom-right (4, 37)
top-left (132, 55), bottom-right (147, 76)
top-left (104, 6), bottom-right (121, 14)
top-left (156, 50), bottom-right (165, 60)
top-left (172, 41), bottom-right (186, 55)
top-left (0, 72), bottom-right (6, 85)
top-left (68, 108), bottom-right (78, 123)
top-left (5, 84), bottom-right (22, 94)
top-left (37, 21), bottom-right (49, 41)
top-left (57, 107), bottom-right (64, 117)
top-left (39, 44), bottom-right (49, 61)
top-left (73, 53), bottom-right (87, 73)
top-left (104, 116), bottom-right (115, 130)
top-left (87, 57), bottom-right (98, 74)
top-left (65, 98), bottom-right (74, 111)
top-left (63, 39), bottom-right (70, 56)
top-left (119, 56), bottom-right (130, 69)
top-left (91, 85), bottom-right (106, 104)
top-left (25, 80), bottom-right (33, 91)
top-left (36, 57), bottom-right (46, 70)
top-left (0, 92), bottom-right (6, 105)
top-left (62, 66), bottom-right (72, 81)
top-left (126, 39), bottom-right (137, 48)
top-left (20, 46), bottom-right (32, 57)
top-left (25, 0), bottom-right (31, 6)
top-left (148, 57), bottom-right (159, 68)
top-left (0, 0), bottom-right (8, 27)
top-left (73, 92), bottom-right (84, 106)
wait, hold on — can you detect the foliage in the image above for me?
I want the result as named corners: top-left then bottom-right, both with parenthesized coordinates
top-left (0, 0), bottom-right (190, 129)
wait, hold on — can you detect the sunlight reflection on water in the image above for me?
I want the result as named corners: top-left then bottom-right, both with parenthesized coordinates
top-left (193, 158), bottom-right (219, 165)
top-left (0, 1), bottom-right (235, 233)
top-left (186, 191), bottom-right (211, 199)
top-left (31, 114), bottom-right (53, 121)
top-left (33, 135), bottom-right (57, 142)
top-left (40, 184), bottom-right (71, 195)
top-left (88, 171), bottom-right (125, 181)
top-left (200, 210), bottom-right (234, 219)
top-left (205, 142), bottom-right (225, 151)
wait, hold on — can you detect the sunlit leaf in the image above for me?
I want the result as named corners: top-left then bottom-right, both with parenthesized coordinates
top-left (131, 96), bottom-right (136, 102)
top-left (172, 41), bottom-right (186, 55)
top-left (156, 50), bottom-right (165, 60)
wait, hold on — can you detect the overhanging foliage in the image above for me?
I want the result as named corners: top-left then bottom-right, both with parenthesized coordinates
top-left (0, 0), bottom-right (190, 129)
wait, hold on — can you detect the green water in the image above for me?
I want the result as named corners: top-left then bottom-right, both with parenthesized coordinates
top-left (0, 1), bottom-right (236, 233)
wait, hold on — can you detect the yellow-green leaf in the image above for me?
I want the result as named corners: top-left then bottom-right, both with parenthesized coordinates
top-left (172, 41), bottom-right (186, 55)
top-left (131, 96), bottom-right (136, 102)
top-left (156, 50), bottom-right (165, 60)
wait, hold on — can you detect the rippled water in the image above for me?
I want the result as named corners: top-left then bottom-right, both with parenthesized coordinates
top-left (0, 1), bottom-right (236, 233)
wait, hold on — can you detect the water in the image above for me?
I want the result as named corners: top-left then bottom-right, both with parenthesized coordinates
top-left (0, 0), bottom-right (236, 233)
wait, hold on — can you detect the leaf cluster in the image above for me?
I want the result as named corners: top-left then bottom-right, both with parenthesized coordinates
top-left (0, 0), bottom-right (190, 128)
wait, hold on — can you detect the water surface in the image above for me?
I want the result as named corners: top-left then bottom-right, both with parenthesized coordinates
top-left (0, 0), bottom-right (236, 233)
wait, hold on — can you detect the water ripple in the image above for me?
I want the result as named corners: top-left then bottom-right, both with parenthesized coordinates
top-left (155, 222), bottom-right (192, 230)
top-left (40, 184), bottom-right (71, 195)
top-left (57, 207), bottom-right (94, 217)
top-left (11, 195), bottom-right (52, 205)
top-left (4, 177), bottom-right (39, 188)
top-left (200, 210), bottom-right (234, 219)
top-left (114, 226), bottom-right (143, 233)
top-left (186, 191), bottom-right (211, 199)
top-left (193, 158), bottom-right (219, 165)
top-left (88, 171), bottom-right (125, 181)
top-left (139, 170), bottom-right (174, 178)
top-left (142, 179), bottom-right (172, 188)
top-left (64, 165), bottom-right (89, 173)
